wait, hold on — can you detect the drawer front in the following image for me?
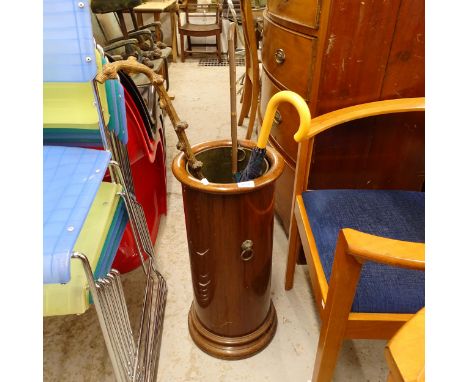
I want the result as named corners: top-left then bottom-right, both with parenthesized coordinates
top-left (267, 0), bottom-right (321, 30)
top-left (262, 16), bottom-right (317, 99)
top-left (260, 70), bottom-right (303, 165)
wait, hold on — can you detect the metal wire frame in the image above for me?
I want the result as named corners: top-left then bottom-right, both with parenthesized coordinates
top-left (132, 258), bottom-right (167, 382)
top-left (72, 252), bottom-right (168, 382)
top-left (87, 74), bottom-right (168, 380)
top-left (72, 252), bottom-right (133, 381)
top-left (71, 193), bottom-right (168, 382)
top-left (92, 80), bottom-right (154, 271)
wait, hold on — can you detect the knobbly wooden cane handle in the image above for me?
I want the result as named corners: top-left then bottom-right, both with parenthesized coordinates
top-left (95, 56), bottom-right (204, 180)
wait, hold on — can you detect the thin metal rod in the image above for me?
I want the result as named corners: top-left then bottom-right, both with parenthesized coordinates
top-left (109, 162), bottom-right (151, 274)
top-left (111, 270), bottom-right (136, 359)
top-left (133, 259), bottom-right (153, 381)
top-left (72, 253), bottom-right (127, 382)
top-left (98, 279), bottom-right (130, 379)
top-left (102, 277), bottom-right (132, 375)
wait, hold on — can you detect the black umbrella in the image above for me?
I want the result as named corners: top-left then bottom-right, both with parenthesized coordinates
top-left (234, 91), bottom-right (311, 181)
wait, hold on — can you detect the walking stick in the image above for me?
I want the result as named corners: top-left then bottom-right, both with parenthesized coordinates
top-left (96, 56), bottom-right (204, 180)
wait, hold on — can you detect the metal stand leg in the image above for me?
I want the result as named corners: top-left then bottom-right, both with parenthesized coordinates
top-left (72, 253), bottom-right (133, 382)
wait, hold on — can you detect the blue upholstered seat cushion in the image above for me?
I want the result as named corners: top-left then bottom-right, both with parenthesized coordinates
top-left (301, 190), bottom-right (424, 314)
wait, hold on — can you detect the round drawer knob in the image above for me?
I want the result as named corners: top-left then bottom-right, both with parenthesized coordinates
top-left (273, 110), bottom-right (282, 125)
top-left (274, 48), bottom-right (286, 64)
top-left (240, 240), bottom-right (254, 262)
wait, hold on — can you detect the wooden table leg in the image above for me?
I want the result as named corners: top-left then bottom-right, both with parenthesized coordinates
top-left (171, 11), bottom-right (178, 62)
top-left (137, 13), bottom-right (143, 28)
top-left (153, 12), bottom-right (162, 40)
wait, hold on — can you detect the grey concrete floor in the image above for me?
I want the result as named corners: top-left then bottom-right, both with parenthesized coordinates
top-left (43, 59), bottom-right (389, 381)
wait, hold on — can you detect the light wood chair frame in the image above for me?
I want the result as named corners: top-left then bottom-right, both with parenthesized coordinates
top-left (385, 307), bottom-right (425, 382)
top-left (284, 97), bottom-right (426, 382)
top-left (237, 0), bottom-right (260, 140)
top-left (177, 0), bottom-right (223, 62)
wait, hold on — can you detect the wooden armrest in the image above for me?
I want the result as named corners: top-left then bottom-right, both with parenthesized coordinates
top-left (104, 38), bottom-right (140, 52)
top-left (142, 21), bottom-right (162, 29)
top-left (294, 97), bottom-right (425, 143)
top-left (128, 29), bottom-right (153, 38)
top-left (342, 228), bottom-right (425, 271)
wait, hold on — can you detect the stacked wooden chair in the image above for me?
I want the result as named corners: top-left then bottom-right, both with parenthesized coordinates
top-left (177, 0), bottom-right (223, 62)
top-left (90, 6), bottom-right (172, 129)
top-left (43, 0), bottom-right (167, 380)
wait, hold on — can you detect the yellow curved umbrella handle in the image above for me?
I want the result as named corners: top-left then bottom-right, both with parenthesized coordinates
top-left (257, 90), bottom-right (311, 149)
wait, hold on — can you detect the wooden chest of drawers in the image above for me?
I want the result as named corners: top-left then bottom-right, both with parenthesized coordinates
top-left (261, 0), bottom-right (425, 231)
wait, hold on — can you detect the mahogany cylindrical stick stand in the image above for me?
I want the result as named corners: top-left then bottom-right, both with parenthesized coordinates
top-left (172, 139), bottom-right (284, 360)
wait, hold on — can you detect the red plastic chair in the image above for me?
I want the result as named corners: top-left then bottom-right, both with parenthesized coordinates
top-left (109, 87), bottom-right (167, 273)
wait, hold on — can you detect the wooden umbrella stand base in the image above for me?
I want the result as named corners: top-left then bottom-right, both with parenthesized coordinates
top-left (188, 302), bottom-right (278, 360)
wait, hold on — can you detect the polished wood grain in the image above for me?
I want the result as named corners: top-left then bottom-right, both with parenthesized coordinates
top-left (267, 0), bottom-right (321, 34)
top-left (172, 139), bottom-right (284, 359)
top-left (346, 313), bottom-right (413, 340)
top-left (309, 111), bottom-right (425, 190)
top-left (380, 0), bottom-right (425, 100)
top-left (188, 302), bottom-right (277, 360)
top-left (262, 15), bottom-right (317, 99)
top-left (284, 98), bottom-right (425, 382)
top-left (262, 0), bottom-right (425, 230)
top-left (316, 0), bottom-right (401, 114)
top-left (385, 308), bottom-right (425, 382)
top-left (172, 139), bottom-right (284, 194)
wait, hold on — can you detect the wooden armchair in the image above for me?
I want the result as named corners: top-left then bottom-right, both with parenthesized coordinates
top-left (284, 98), bottom-right (425, 382)
top-left (177, 0), bottom-right (223, 62)
top-left (91, 13), bottom-right (171, 127)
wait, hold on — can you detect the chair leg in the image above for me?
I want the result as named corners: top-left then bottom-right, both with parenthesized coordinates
top-left (180, 34), bottom-right (185, 62)
top-left (312, 320), bottom-right (345, 382)
top-left (285, 214), bottom-right (301, 290)
top-left (245, 78), bottom-right (259, 140)
top-left (311, 231), bottom-right (363, 382)
top-left (238, 75), bottom-right (252, 126)
top-left (187, 36), bottom-right (192, 54)
top-left (216, 33), bottom-right (222, 63)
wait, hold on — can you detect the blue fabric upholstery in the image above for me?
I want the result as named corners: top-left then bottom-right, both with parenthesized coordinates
top-left (301, 190), bottom-right (425, 314)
